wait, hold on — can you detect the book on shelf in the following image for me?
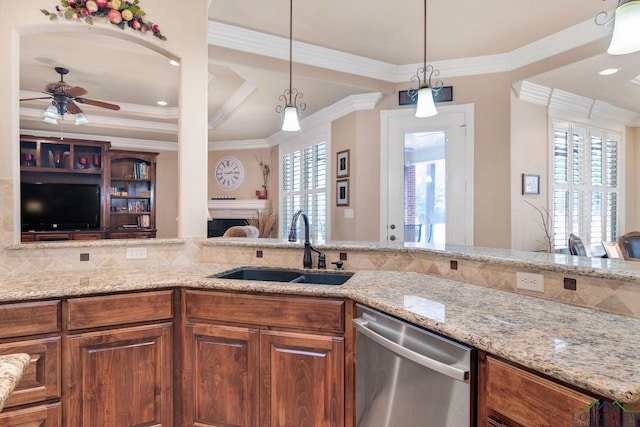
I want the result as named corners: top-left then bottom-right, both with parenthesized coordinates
top-left (138, 214), bottom-right (150, 228)
top-left (133, 162), bottom-right (149, 179)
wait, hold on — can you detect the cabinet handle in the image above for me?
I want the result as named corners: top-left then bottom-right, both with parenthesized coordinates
top-left (352, 318), bottom-right (469, 382)
top-left (486, 417), bottom-right (506, 427)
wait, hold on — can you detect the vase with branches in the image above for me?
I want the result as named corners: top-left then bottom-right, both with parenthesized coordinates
top-left (254, 152), bottom-right (270, 199)
top-left (525, 200), bottom-right (553, 253)
top-left (247, 209), bottom-right (277, 238)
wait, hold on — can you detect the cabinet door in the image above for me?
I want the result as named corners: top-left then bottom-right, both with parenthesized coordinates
top-left (64, 323), bottom-right (173, 426)
top-left (0, 402), bottom-right (61, 427)
top-left (260, 330), bottom-right (344, 427)
top-left (485, 356), bottom-right (595, 427)
top-left (183, 323), bottom-right (259, 427)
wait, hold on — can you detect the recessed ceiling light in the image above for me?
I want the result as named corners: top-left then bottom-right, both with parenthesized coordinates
top-left (598, 68), bottom-right (620, 76)
top-left (157, 101), bottom-right (168, 106)
top-left (169, 59), bottom-right (179, 67)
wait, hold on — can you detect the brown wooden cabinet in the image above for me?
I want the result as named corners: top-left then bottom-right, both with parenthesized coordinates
top-left (183, 290), bottom-right (351, 427)
top-left (65, 323), bottom-right (173, 426)
top-left (0, 300), bottom-right (61, 425)
top-left (0, 403), bottom-right (61, 427)
top-left (19, 136), bottom-right (110, 242)
top-left (19, 135), bottom-right (159, 241)
top-left (478, 352), bottom-right (602, 427)
top-left (106, 150), bottom-right (157, 239)
top-left (63, 290), bottom-right (174, 427)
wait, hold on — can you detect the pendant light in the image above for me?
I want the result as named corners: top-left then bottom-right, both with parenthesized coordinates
top-left (275, 0), bottom-right (306, 131)
top-left (408, 0), bottom-right (443, 118)
top-left (596, 0), bottom-right (640, 55)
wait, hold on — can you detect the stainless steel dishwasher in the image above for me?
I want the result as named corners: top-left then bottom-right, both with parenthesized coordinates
top-left (353, 304), bottom-right (476, 427)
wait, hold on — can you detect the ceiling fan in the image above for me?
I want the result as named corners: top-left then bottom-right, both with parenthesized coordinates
top-left (20, 66), bottom-right (120, 118)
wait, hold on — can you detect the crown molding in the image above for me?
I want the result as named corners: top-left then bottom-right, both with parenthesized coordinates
top-left (208, 81), bottom-right (256, 129)
top-left (208, 15), bottom-right (610, 82)
top-left (19, 90), bottom-right (179, 119)
top-left (514, 80), bottom-right (640, 127)
top-left (19, 128), bottom-right (178, 151)
top-left (267, 92), bottom-right (382, 146)
top-left (208, 139), bottom-right (271, 151)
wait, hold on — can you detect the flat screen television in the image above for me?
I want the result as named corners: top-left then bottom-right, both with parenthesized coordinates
top-left (21, 182), bottom-right (101, 232)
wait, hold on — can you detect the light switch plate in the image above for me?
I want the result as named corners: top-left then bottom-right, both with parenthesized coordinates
top-left (344, 208), bottom-right (354, 219)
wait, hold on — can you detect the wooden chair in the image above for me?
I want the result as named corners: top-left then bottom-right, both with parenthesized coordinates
top-left (568, 234), bottom-right (587, 256)
top-left (618, 231), bottom-right (640, 260)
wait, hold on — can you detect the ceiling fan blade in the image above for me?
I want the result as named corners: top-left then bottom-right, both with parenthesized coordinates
top-left (76, 98), bottom-right (120, 111)
top-left (66, 86), bottom-right (88, 97)
top-left (66, 101), bottom-right (82, 114)
top-left (19, 96), bottom-right (52, 101)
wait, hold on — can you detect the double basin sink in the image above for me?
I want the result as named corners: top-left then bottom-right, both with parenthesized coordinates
top-left (211, 267), bottom-right (353, 286)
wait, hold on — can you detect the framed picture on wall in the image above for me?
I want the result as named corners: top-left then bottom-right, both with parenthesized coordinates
top-left (337, 149), bottom-right (350, 178)
top-left (522, 173), bottom-right (540, 195)
top-left (336, 179), bottom-right (349, 206)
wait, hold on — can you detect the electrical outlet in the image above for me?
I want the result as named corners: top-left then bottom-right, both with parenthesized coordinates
top-left (126, 247), bottom-right (147, 260)
top-left (516, 272), bottom-right (544, 292)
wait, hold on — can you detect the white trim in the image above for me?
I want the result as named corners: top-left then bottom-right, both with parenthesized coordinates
top-left (19, 90), bottom-right (179, 119)
top-left (514, 80), bottom-right (640, 127)
top-left (208, 139), bottom-right (271, 151)
top-left (207, 199), bottom-right (272, 220)
top-left (208, 81), bottom-right (256, 130)
top-left (208, 16), bottom-right (610, 82)
top-left (19, 128), bottom-right (178, 152)
top-left (379, 104), bottom-right (474, 244)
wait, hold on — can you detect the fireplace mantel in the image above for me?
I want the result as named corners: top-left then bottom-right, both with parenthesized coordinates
top-left (207, 199), bottom-right (272, 219)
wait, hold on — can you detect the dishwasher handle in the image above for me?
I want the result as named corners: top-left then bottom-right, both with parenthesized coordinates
top-left (352, 317), bottom-right (469, 382)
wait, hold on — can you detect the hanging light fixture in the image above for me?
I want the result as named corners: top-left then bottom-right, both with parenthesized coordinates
top-left (596, 0), bottom-right (640, 55)
top-left (408, 0), bottom-right (443, 118)
top-left (74, 113), bottom-right (89, 125)
top-left (275, 0), bottom-right (305, 131)
top-left (42, 105), bottom-right (59, 124)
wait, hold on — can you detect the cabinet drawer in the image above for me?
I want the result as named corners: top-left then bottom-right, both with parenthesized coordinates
top-left (0, 338), bottom-right (60, 408)
top-left (486, 356), bottom-right (594, 427)
top-left (72, 232), bottom-right (104, 240)
top-left (66, 290), bottom-right (173, 330)
top-left (0, 402), bottom-right (61, 426)
top-left (185, 290), bottom-right (345, 334)
top-left (0, 301), bottom-right (60, 339)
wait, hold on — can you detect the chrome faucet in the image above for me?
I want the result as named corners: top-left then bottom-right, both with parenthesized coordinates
top-left (288, 210), bottom-right (325, 269)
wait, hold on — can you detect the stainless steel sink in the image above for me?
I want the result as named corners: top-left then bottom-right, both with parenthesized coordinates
top-left (210, 267), bottom-right (353, 285)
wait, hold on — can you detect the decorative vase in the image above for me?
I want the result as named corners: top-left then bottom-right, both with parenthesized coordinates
top-left (52, 150), bottom-right (64, 168)
top-left (260, 185), bottom-right (268, 200)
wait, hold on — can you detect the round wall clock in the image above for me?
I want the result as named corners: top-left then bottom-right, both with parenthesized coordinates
top-left (214, 156), bottom-right (244, 191)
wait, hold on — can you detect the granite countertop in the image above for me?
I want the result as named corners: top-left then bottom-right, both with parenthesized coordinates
top-left (0, 353), bottom-right (30, 412)
top-left (0, 263), bottom-right (639, 403)
top-left (204, 238), bottom-right (640, 283)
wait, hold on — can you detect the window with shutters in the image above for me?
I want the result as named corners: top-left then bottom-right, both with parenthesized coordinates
top-left (552, 120), bottom-right (621, 251)
top-left (281, 141), bottom-right (327, 242)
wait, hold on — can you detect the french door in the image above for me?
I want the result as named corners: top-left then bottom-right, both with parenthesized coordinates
top-left (380, 105), bottom-right (474, 245)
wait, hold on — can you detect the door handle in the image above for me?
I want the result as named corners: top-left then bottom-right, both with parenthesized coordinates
top-left (352, 318), bottom-right (469, 382)
top-left (389, 235), bottom-right (396, 241)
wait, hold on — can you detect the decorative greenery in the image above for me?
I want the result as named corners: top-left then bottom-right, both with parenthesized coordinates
top-left (41, 0), bottom-right (167, 41)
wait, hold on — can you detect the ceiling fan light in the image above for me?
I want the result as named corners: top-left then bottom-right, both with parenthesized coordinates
top-left (607, 0), bottom-right (640, 55)
top-left (282, 105), bottom-right (301, 131)
top-left (415, 87), bottom-right (438, 118)
top-left (43, 116), bottom-right (58, 125)
top-left (43, 105), bottom-right (60, 120)
top-left (75, 113), bottom-right (89, 125)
